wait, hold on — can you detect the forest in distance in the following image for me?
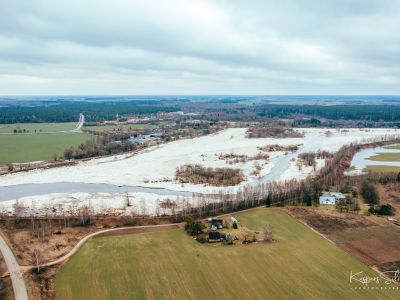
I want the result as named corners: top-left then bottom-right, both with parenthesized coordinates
top-left (1, 98), bottom-right (400, 125)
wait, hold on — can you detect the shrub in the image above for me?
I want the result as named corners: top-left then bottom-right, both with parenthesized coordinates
top-left (369, 204), bottom-right (396, 216)
top-left (368, 206), bottom-right (376, 215)
top-left (176, 164), bottom-right (244, 186)
top-left (196, 234), bottom-right (208, 243)
top-left (336, 198), bottom-right (360, 213)
top-left (184, 217), bottom-right (205, 236)
top-left (298, 152), bottom-right (316, 167)
top-left (377, 204), bottom-right (396, 215)
top-left (265, 195), bottom-right (271, 207)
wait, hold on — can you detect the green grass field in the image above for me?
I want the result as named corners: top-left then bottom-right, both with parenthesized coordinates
top-left (364, 165), bottom-right (400, 172)
top-left (55, 208), bottom-right (398, 300)
top-left (0, 123), bottom-right (76, 134)
top-left (367, 153), bottom-right (400, 162)
top-left (385, 145), bottom-right (400, 150)
top-left (0, 133), bottom-right (91, 163)
top-left (0, 122), bottom-right (91, 163)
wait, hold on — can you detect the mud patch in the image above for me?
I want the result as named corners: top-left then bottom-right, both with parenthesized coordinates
top-left (287, 207), bottom-right (376, 234)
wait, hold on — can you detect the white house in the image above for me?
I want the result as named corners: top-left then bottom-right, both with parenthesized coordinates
top-left (319, 192), bottom-right (346, 205)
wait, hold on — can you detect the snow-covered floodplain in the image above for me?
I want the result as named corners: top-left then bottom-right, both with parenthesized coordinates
top-left (0, 192), bottom-right (185, 216)
top-left (0, 127), bottom-right (399, 214)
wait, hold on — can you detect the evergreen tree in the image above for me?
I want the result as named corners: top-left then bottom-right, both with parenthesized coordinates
top-left (265, 194), bottom-right (271, 207)
top-left (304, 192), bottom-right (312, 206)
top-left (361, 181), bottom-right (379, 205)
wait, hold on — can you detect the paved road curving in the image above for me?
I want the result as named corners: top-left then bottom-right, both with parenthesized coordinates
top-left (20, 207), bottom-right (261, 271)
top-left (22, 223), bottom-right (183, 271)
top-left (0, 206), bottom-right (261, 300)
top-left (0, 233), bottom-right (28, 300)
top-left (71, 113), bottom-right (85, 132)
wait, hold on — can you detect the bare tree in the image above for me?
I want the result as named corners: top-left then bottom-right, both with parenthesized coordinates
top-left (263, 224), bottom-right (273, 242)
top-left (31, 249), bottom-right (43, 273)
top-left (125, 192), bottom-right (131, 207)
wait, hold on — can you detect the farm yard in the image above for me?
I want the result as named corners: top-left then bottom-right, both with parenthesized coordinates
top-left (55, 208), bottom-right (399, 300)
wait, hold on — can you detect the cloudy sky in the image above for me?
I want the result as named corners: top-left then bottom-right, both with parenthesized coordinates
top-left (0, 0), bottom-right (399, 95)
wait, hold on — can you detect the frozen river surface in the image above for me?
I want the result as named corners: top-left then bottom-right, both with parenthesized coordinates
top-left (0, 128), bottom-right (399, 207)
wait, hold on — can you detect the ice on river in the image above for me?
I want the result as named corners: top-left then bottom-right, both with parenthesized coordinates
top-left (1, 128), bottom-right (398, 194)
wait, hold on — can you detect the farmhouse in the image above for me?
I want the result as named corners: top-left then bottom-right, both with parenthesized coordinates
top-left (319, 192), bottom-right (346, 205)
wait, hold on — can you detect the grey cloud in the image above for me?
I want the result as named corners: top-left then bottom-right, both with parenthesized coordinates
top-left (0, 0), bottom-right (399, 94)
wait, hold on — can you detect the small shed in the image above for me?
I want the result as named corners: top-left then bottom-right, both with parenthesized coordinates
top-left (329, 192), bottom-right (346, 200)
top-left (208, 231), bottom-right (221, 241)
top-left (211, 218), bottom-right (223, 229)
top-left (220, 232), bottom-right (227, 241)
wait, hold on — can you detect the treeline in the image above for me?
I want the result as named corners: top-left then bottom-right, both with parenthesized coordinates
top-left (256, 104), bottom-right (400, 122)
top-left (0, 101), bottom-right (179, 124)
top-left (358, 172), bottom-right (399, 216)
top-left (2, 99), bottom-right (400, 127)
top-left (63, 135), bottom-right (137, 160)
top-left (246, 126), bottom-right (304, 138)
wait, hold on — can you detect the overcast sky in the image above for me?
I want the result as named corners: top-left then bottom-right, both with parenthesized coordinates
top-left (0, 0), bottom-right (399, 95)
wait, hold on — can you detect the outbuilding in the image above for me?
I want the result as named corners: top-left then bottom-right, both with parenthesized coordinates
top-left (211, 218), bottom-right (223, 229)
top-left (208, 231), bottom-right (221, 241)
